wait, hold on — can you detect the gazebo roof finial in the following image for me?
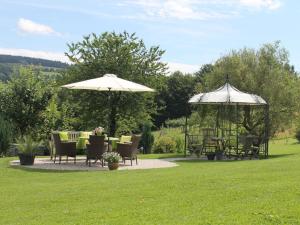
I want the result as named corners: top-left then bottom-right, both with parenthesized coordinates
top-left (225, 74), bottom-right (229, 83)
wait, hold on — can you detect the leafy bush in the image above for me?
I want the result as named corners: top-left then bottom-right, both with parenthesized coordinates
top-left (165, 117), bottom-right (186, 128)
top-left (153, 127), bottom-right (185, 153)
top-left (153, 136), bottom-right (176, 153)
top-left (174, 136), bottom-right (184, 153)
top-left (0, 115), bottom-right (13, 156)
top-left (115, 116), bottom-right (138, 137)
top-left (295, 129), bottom-right (300, 142)
top-left (140, 121), bottom-right (154, 154)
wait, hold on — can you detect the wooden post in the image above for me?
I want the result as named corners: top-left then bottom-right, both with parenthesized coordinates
top-left (184, 114), bottom-right (188, 157)
top-left (265, 104), bottom-right (269, 158)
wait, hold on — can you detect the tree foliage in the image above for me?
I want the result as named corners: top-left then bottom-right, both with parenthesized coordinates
top-left (62, 31), bottom-right (167, 135)
top-left (201, 41), bottom-right (300, 135)
top-left (0, 67), bottom-right (54, 136)
top-left (0, 114), bottom-right (13, 156)
top-left (154, 71), bottom-right (197, 127)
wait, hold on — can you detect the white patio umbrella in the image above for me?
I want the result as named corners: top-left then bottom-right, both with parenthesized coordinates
top-left (189, 82), bottom-right (266, 105)
top-left (62, 73), bottom-right (155, 140)
top-left (62, 73), bottom-right (155, 92)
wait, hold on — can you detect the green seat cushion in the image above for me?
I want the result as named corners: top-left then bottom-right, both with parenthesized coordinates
top-left (77, 131), bottom-right (92, 149)
top-left (59, 132), bottom-right (69, 141)
top-left (76, 138), bottom-right (87, 150)
top-left (80, 131), bottom-right (92, 138)
top-left (120, 135), bottom-right (131, 143)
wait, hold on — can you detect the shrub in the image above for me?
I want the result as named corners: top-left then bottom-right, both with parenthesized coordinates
top-left (174, 136), bottom-right (184, 153)
top-left (140, 121), bottom-right (154, 154)
top-left (295, 129), bottom-right (300, 142)
top-left (16, 135), bottom-right (41, 155)
top-left (115, 116), bottom-right (138, 137)
top-left (165, 117), bottom-right (186, 128)
top-left (153, 136), bottom-right (176, 153)
top-left (0, 115), bottom-right (13, 156)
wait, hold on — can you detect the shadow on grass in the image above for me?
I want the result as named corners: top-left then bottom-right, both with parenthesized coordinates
top-left (291, 142), bottom-right (300, 145)
top-left (8, 164), bottom-right (100, 173)
top-left (169, 153), bottom-right (295, 164)
top-left (267, 153), bottom-right (295, 159)
top-left (174, 159), bottom-right (241, 164)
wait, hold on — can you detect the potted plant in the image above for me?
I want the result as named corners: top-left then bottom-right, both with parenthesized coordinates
top-left (16, 135), bottom-right (41, 165)
top-left (215, 149), bottom-right (224, 160)
top-left (93, 127), bottom-right (104, 136)
top-left (206, 151), bottom-right (215, 160)
top-left (102, 152), bottom-right (121, 170)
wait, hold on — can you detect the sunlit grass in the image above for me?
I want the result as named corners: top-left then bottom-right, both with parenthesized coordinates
top-left (0, 139), bottom-right (300, 224)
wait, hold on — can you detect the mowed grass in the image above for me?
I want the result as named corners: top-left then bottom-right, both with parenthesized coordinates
top-left (1, 139), bottom-right (300, 225)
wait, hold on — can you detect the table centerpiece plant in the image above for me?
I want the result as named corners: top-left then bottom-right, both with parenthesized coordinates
top-left (93, 127), bottom-right (104, 136)
top-left (16, 135), bottom-right (41, 165)
top-left (102, 152), bottom-right (121, 170)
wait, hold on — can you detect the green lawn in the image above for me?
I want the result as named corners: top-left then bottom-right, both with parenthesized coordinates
top-left (1, 139), bottom-right (300, 225)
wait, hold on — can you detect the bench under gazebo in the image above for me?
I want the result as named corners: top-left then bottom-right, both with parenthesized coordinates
top-left (184, 81), bottom-right (269, 160)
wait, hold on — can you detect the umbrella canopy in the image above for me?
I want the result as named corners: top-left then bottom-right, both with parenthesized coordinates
top-left (189, 83), bottom-right (266, 105)
top-left (62, 74), bottom-right (155, 92)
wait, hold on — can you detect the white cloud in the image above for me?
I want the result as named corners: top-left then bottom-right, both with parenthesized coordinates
top-left (126, 0), bottom-right (234, 20)
top-left (17, 18), bottom-right (61, 36)
top-left (0, 48), bottom-right (69, 63)
top-left (238, 0), bottom-right (282, 10)
top-left (167, 62), bottom-right (199, 74)
top-left (125, 0), bottom-right (282, 20)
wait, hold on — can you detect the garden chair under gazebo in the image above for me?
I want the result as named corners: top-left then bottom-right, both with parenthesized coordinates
top-left (185, 81), bottom-right (269, 159)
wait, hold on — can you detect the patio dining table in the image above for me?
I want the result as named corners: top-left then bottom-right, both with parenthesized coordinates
top-left (105, 137), bottom-right (119, 151)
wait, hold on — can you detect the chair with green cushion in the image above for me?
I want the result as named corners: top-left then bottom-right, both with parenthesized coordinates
top-left (80, 131), bottom-right (92, 138)
top-left (119, 135), bottom-right (132, 143)
top-left (76, 131), bottom-right (92, 150)
top-left (52, 132), bottom-right (77, 164)
top-left (117, 135), bottom-right (141, 166)
top-left (59, 131), bottom-right (69, 142)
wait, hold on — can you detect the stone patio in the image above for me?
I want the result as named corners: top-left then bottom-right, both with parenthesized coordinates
top-left (10, 156), bottom-right (180, 171)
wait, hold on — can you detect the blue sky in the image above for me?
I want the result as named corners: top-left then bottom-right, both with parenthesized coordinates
top-left (0, 0), bottom-right (299, 73)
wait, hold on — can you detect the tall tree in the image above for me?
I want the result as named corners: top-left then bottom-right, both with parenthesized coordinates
top-left (0, 66), bottom-right (54, 136)
top-left (202, 41), bottom-right (300, 135)
top-left (62, 32), bottom-right (167, 135)
top-left (153, 71), bottom-right (197, 127)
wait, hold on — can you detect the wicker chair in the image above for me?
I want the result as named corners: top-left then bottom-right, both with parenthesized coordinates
top-left (202, 128), bottom-right (217, 153)
top-left (239, 135), bottom-right (260, 159)
top-left (86, 135), bottom-right (107, 167)
top-left (52, 133), bottom-right (77, 164)
top-left (116, 135), bottom-right (141, 166)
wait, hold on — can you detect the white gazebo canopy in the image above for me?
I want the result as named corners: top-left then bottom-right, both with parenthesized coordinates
top-left (62, 74), bottom-right (155, 92)
top-left (189, 83), bottom-right (266, 105)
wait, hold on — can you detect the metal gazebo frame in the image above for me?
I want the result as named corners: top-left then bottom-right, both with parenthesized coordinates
top-left (184, 81), bottom-right (269, 159)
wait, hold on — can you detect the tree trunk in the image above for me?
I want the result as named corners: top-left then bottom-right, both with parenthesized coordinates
top-left (109, 105), bottom-right (117, 137)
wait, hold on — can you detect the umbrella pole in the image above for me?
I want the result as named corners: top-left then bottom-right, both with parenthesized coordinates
top-left (108, 88), bottom-right (111, 151)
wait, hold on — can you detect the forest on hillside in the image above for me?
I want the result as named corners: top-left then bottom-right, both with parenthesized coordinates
top-left (0, 54), bottom-right (69, 81)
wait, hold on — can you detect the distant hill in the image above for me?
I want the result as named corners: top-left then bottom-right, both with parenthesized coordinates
top-left (0, 54), bottom-right (69, 81)
top-left (0, 54), bottom-right (69, 68)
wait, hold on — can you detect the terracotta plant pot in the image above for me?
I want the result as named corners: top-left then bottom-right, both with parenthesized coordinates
top-left (18, 153), bottom-right (35, 165)
top-left (108, 162), bottom-right (119, 170)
